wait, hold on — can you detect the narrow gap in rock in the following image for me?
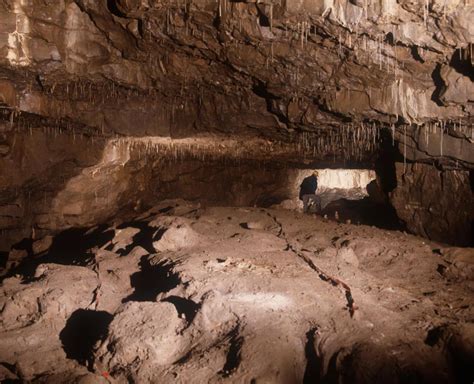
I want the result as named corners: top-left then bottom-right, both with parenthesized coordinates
top-left (431, 63), bottom-right (447, 105)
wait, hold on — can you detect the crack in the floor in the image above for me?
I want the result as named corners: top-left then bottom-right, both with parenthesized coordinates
top-left (86, 256), bottom-right (102, 310)
top-left (265, 211), bottom-right (357, 318)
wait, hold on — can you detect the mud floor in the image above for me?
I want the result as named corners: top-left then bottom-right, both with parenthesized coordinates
top-left (1, 200), bottom-right (474, 383)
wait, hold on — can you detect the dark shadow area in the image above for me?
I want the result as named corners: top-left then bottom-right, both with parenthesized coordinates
top-left (113, 220), bottom-right (160, 256)
top-left (410, 45), bottom-right (424, 63)
top-left (251, 80), bottom-right (289, 125)
top-left (106, 0), bottom-right (126, 17)
top-left (375, 129), bottom-right (401, 194)
top-left (322, 197), bottom-right (404, 230)
top-left (0, 362), bottom-right (21, 383)
top-left (2, 226), bottom-right (114, 283)
top-left (254, 194), bottom-right (286, 208)
top-left (219, 326), bottom-right (244, 378)
top-left (431, 63), bottom-right (447, 106)
top-left (255, 4), bottom-right (270, 27)
top-left (149, 158), bottom-right (290, 209)
top-left (471, 171), bottom-right (474, 246)
top-left (123, 256), bottom-right (180, 302)
top-left (46, 225), bottom-right (113, 265)
top-left (425, 325), bottom-right (474, 384)
top-left (0, 250), bottom-right (9, 269)
top-left (162, 296), bottom-right (200, 324)
top-left (450, 45), bottom-right (474, 81)
top-left (59, 309), bottom-right (113, 368)
top-left (303, 328), bottom-right (323, 383)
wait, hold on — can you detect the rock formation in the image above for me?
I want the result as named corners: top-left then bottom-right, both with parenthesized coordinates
top-left (0, 1), bottom-right (473, 380)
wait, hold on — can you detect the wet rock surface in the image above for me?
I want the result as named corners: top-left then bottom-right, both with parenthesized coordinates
top-left (1, 201), bottom-right (473, 383)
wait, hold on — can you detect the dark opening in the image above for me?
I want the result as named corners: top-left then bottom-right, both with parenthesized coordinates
top-left (59, 309), bottom-right (113, 368)
top-left (450, 45), bottom-right (474, 81)
top-left (299, 165), bottom-right (404, 230)
top-left (252, 80), bottom-right (289, 124)
top-left (255, 5), bottom-right (270, 27)
top-left (106, 0), bottom-right (126, 18)
top-left (375, 129), bottom-right (399, 194)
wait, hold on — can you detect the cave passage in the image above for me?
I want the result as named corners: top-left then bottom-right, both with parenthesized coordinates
top-left (0, 1), bottom-right (473, 382)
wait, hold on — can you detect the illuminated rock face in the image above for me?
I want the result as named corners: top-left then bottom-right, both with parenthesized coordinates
top-left (0, 0), bottom-right (472, 247)
top-left (316, 169), bottom-right (375, 190)
top-left (0, 0), bottom-right (471, 152)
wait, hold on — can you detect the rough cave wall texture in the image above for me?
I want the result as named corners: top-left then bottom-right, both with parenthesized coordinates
top-left (0, 0), bottom-right (473, 247)
top-left (390, 162), bottom-right (474, 246)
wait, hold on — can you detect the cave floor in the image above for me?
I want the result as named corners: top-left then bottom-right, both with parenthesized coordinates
top-left (1, 200), bottom-right (473, 383)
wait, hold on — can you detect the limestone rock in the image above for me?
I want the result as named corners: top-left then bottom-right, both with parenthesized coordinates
top-left (337, 247), bottom-right (360, 268)
top-left (390, 163), bottom-right (474, 246)
top-left (151, 217), bottom-right (201, 252)
top-left (94, 302), bottom-right (187, 373)
top-left (32, 235), bottom-right (53, 255)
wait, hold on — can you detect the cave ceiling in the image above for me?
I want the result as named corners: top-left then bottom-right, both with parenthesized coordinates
top-left (0, 0), bottom-right (472, 166)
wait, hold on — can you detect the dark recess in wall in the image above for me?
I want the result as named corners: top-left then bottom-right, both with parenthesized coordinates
top-left (106, 0), bottom-right (126, 17)
top-left (431, 64), bottom-right (447, 106)
top-left (375, 129), bottom-right (400, 194)
top-left (450, 45), bottom-right (474, 81)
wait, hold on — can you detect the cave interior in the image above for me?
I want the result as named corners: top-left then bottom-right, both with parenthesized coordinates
top-left (0, 0), bottom-right (473, 383)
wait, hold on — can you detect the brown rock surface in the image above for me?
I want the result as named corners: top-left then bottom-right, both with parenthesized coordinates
top-left (0, 201), bottom-right (473, 382)
top-left (390, 162), bottom-right (474, 246)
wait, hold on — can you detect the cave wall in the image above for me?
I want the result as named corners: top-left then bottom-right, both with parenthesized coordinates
top-left (390, 162), bottom-right (474, 246)
top-left (148, 159), bottom-right (290, 207)
top-left (0, 0), bottom-right (473, 250)
top-left (0, 0), bottom-right (472, 146)
top-left (0, 132), bottom-right (307, 251)
top-left (0, 128), bottom-right (107, 251)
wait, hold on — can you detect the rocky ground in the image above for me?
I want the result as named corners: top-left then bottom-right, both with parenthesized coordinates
top-left (1, 200), bottom-right (474, 383)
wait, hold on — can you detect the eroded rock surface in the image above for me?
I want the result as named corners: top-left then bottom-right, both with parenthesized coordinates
top-left (0, 0), bottom-right (472, 250)
top-left (390, 162), bottom-right (474, 246)
top-left (1, 201), bottom-right (473, 382)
